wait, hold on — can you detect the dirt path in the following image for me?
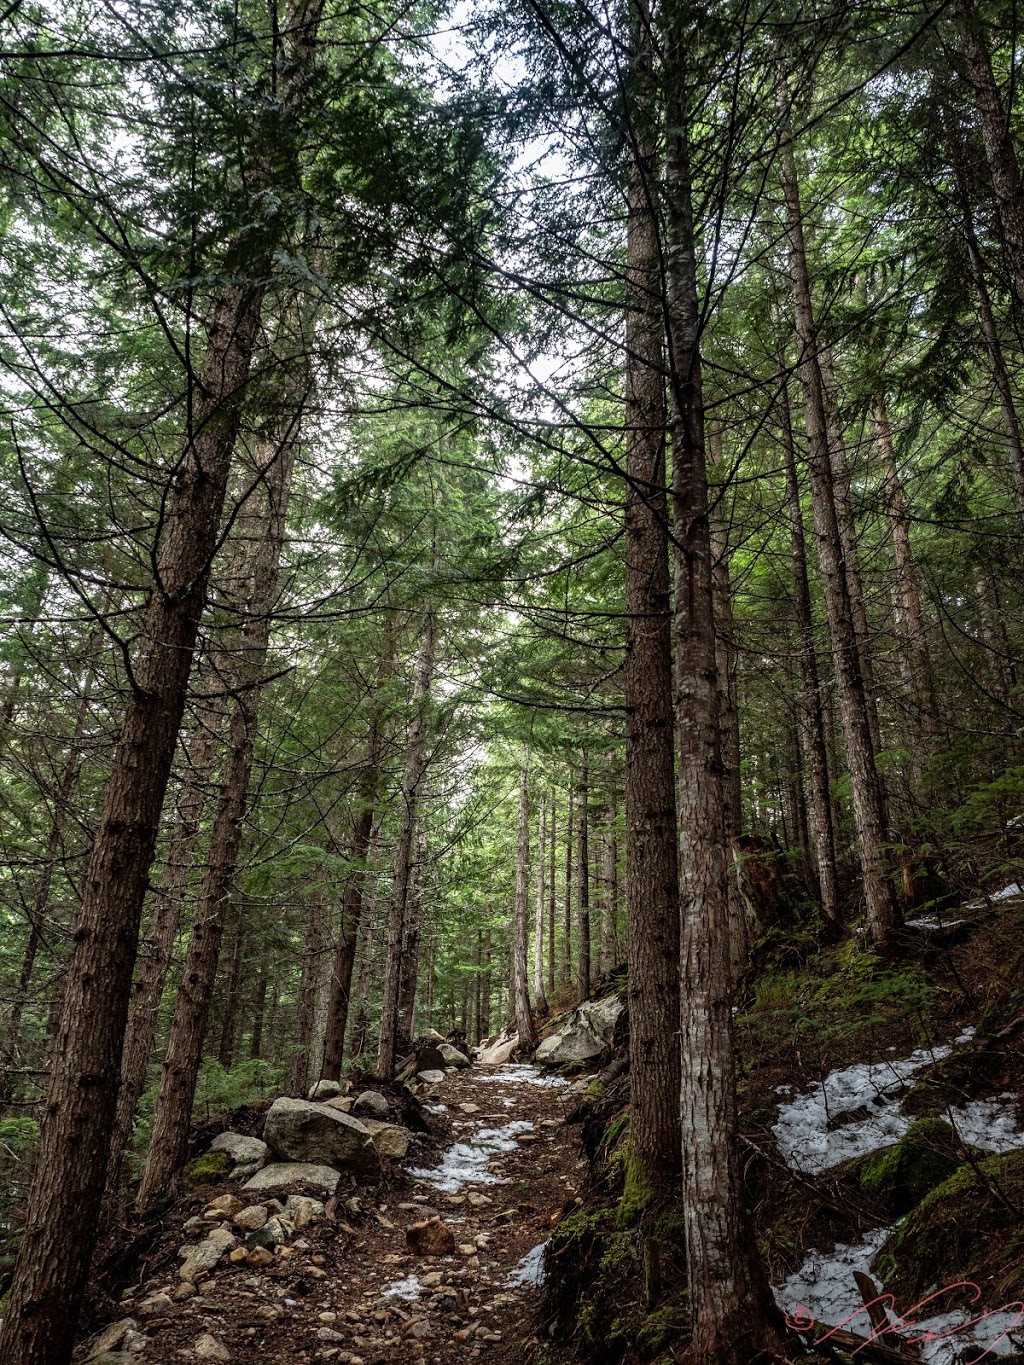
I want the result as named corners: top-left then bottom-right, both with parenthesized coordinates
top-left (98, 1063), bottom-right (583, 1365)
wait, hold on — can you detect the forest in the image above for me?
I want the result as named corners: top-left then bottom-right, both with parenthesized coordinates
top-left (0, 0), bottom-right (1023, 1360)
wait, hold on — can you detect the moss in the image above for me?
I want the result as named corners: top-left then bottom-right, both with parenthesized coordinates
top-left (881, 1146), bottom-right (1024, 1300)
top-left (855, 1118), bottom-right (963, 1216)
top-left (182, 1149), bottom-right (232, 1191)
top-left (616, 1143), bottom-right (656, 1228)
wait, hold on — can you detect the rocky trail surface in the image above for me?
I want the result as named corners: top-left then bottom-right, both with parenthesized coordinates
top-left (80, 1064), bottom-right (582, 1365)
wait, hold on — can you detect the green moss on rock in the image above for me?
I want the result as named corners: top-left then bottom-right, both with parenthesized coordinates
top-left (856, 1118), bottom-right (963, 1216)
top-left (182, 1150), bottom-right (232, 1191)
top-left (880, 1146), bottom-right (1024, 1301)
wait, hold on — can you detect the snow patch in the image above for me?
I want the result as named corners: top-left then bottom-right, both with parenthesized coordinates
top-left (475, 1064), bottom-right (567, 1088)
top-left (382, 1274), bottom-right (423, 1300)
top-left (773, 1045), bottom-right (957, 1173)
top-left (775, 1225), bottom-right (892, 1333)
top-left (507, 1241), bottom-right (547, 1287)
top-left (947, 1095), bottom-right (1024, 1153)
top-left (407, 1120), bottom-right (535, 1193)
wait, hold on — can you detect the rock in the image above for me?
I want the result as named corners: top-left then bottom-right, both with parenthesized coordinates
top-left (123, 1329), bottom-right (149, 1354)
top-left (284, 1194), bottom-right (325, 1228)
top-left (357, 1116), bottom-right (412, 1159)
top-left (228, 1246), bottom-right (249, 1263)
top-left (243, 1161), bottom-right (342, 1195)
top-left (853, 1117), bottom-right (963, 1216)
top-left (139, 1292), bottom-right (174, 1316)
top-left (193, 1332), bottom-right (231, 1360)
top-left (262, 1215), bottom-right (294, 1246)
top-left (210, 1131), bottom-right (269, 1168)
top-left (263, 1097), bottom-right (379, 1172)
top-left (406, 1217), bottom-right (457, 1256)
top-left (86, 1319), bottom-right (137, 1359)
top-left (206, 1225), bottom-right (237, 1252)
top-left (90, 1355), bottom-right (131, 1364)
top-left (438, 1044), bottom-right (470, 1069)
top-left (353, 1089), bottom-right (389, 1116)
top-left (233, 1203), bottom-right (269, 1231)
top-left (179, 1239), bottom-right (228, 1283)
top-left (534, 994), bottom-right (624, 1066)
top-left (317, 1327), bottom-right (346, 1342)
top-left (475, 1026), bottom-right (519, 1065)
top-left (406, 1319), bottom-right (432, 1339)
top-left (417, 1070), bottom-right (445, 1084)
top-left (324, 1095), bottom-right (355, 1112)
top-left (204, 1194), bottom-right (244, 1216)
top-left (246, 1246), bottom-right (275, 1268)
top-left (308, 1079), bottom-right (345, 1101)
top-left (459, 1102), bottom-right (480, 1115)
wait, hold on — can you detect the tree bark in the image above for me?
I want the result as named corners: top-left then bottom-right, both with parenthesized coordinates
top-left (778, 72), bottom-right (901, 946)
top-left (599, 787), bottom-right (618, 975)
top-left (288, 890), bottom-right (329, 1097)
top-left (956, 0), bottom-right (1024, 307)
top-left (217, 907), bottom-right (246, 1069)
top-left (874, 394), bottom-right (940, 752)
top-left (562, 786), bottom-right (573, 986)
top-left (576, 757), bottom-right (591, 1002)
top-left (664, 22), bottom-right (788, 1362)
top-left (711, 526), bottom-right (748, 975)
top-left (779, 375), bottom-right (842, 933)
top-left (398, 825), bottom-right (429, 1045)
top-left (533, 798), bottom-right (549, 1013)
top-left (510, 760), bottom-right (537, 1047)
top-left (137, 376), bottom-right (303, 1211)
top-left (377, 612), bottom-right (436, 1076)
top-left (622, 27), bottom-right (683, 1183)
top-left (250, 940), bottom-right (271, 1060)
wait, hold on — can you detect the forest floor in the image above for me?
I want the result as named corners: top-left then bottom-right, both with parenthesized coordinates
top-left (81, 1064), bottom-right (582, 1365)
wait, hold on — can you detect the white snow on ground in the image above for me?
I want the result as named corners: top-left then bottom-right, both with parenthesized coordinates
top-left (383, 1274), bottom-right (424, 1300)
top-left (507, 1242), bottom-right (547, 1287)
top-left (773, 1020), bottom-right (1024, 1362)
top-left (905, 916), bottom-right (966, 930)
top-left (775, 1226), bottom-right (892, 1334)
top-left (475, 1064), bottom-right (568, 1088)
top-left (774, 1046), bottom-right (956, 1173)
top-left (965, 883), bottom-right (1024, 909)
top-left (407, 1120), bottom-right (535, 1193)
top-left (776, 1233), bottom-right (1024, 1362)
top-left (773, 1029), bottom-right (979, 1174)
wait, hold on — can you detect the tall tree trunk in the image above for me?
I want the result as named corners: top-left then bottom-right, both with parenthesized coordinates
top-left (778, 73), bottom-right (900, 946)
top-left (818, 344), bottom-right (884, 759)
top-left (664, 23), bottom-right (787, 1363)
top-left (320, 763), bottom-right (380, 1080)
top-left (398, 826), bottom-right (429, 1045)
top-left (599, 788), bottom-right (618, 975)
top-left (250, 940), bottom-right (271, 1060)
top-left (511, 761), bottom-right (537, 1048)
top-left (547, 797), bottom-right (557, 997)
top-left (576, 758), bottom-right (591, 1001)
top-left (562, 786), bottom-right (573, 986)
top-left (137, 382), bottom-right (303, 1211)
top-left (779, 375), bottom-right (842, 933)
top-left (874, 394), bottom-right (940, 750)
top-left (480, 929), bottom-right (492, 1039)
top-left (217, 906), bottom-right (246, 1068)
top-left (622, 23), bottom-right (683, 1184)
top-left (288, 890), bottom-right (329, 1097)
top-left (711, 526), bottom-right (748, 975)
top-left (377, 612), bottom-right (436, 1076)
top-left (103, 699), bottom-right (223, 1214)
top-left (956, 0), bottom-right (1024, 306)
top-left (533, 798), bottom-right (549, 1013)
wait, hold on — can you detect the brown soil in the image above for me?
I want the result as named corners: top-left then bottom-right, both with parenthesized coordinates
top-left (77, 1066), bottom-right (584, 1365)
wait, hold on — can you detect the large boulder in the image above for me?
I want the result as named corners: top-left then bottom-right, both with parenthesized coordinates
top-left (358, 1116), bottom-right (413, 1159)
top-left (209, 1132), bottom-right (268, 1169)
top-left (535, 995), bottom-right (625, 1067)
top-left (353, 1089), bottom-right (389, 1117)
top-left (438, 1044), bottom-right (471, 1069)
top-left (476, 1030), bottom-right (519, 1066)
top-left (264, 1098), bottom-right (378, 1172)
top-left (242, 1161), bottom-right (341, 1195)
